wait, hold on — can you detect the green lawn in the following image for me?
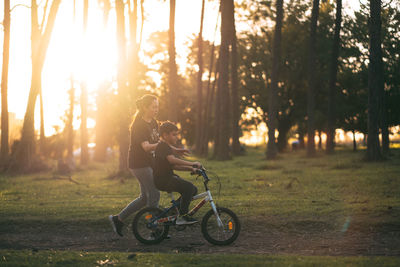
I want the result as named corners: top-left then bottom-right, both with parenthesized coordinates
top-left (1, 146), bottom-right (399, 266)
top-left (1, 250), bottom-right (400, 266)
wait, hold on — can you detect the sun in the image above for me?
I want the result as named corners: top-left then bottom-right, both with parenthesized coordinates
top-left (39, 0), bottom-right (118, 135)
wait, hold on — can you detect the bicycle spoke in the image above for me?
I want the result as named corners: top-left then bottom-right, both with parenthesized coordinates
top-left (206, 211), bottom-right (236, 241)
top-left (132, 207), bottom-right (169, 244)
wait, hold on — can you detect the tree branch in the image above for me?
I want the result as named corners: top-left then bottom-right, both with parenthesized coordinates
top-left (10, 4), bottom-right (31, 13)
top-left (40, 0), bottom-right (50, 32)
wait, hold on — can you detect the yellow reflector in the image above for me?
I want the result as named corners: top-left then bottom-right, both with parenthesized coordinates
top-left (145, 214), bottom-right (153, 220)
top-left (228, 221), bottom-right (233, 230)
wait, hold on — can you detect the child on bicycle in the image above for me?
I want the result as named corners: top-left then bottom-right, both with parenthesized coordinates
top-left (153, 121), bottom-right (201, 225)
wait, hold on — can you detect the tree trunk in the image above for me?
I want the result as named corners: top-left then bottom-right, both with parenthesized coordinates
top-left (168, 0), bottom-right (178, 122)
top-left (381, 89), bottom-right (389, 155)
top-left (229, 0), bottom-right (241, 156)
top-left (95, 1), bottom-right (111, 163)
top-left (326, 0), bottom-right (342, 154)
top-left (352, 129), bottom-right (357, 151)
top-left (277, 119), bottom-right (291, 152)
top-left (17, 0), bottom-right (61, 171)
top-left (201, 55), bottom-right (219, 157)
top-left (65, 0), bottom-right (77, 168)
top-left (1, 0), bottom-right (10, 162)
top-left (318, 130), bottom-right (322, 150)
top-left (94, 83), bottom-right (108, 162)
top-left (215, 0), bottom-right (231, 160)
top-left (306, 0), bottom-right (320, 156)
top-left (39, 86), bottom-right (46, 155)
top-left (116, 0), bottom-right (130, 171)
top-left (195, 0), bottom-right (205, 154)
top-left (299, 131), bottom-right (305, 149)
top-left (199, 14), bottom-right (220, 157)
top-left (366, 0), bottom-right (383, 161)
top-left (66, 77), bottom-right (75, 161)
top-left (266, 0), bottom-right (283, 159)
top-left (128, 0), bottom-right (139, 101)
top-left (80, 82), bottom-right (89, 164)
top-left (213, 58), bottom-right (222, 159)
top-left (80, 0), bottom-right (89, 165)
top-left (100, 0), bottom-right (111, 27)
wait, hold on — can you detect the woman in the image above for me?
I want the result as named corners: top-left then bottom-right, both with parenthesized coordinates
top-left (109, 94), bottom-right (187, 236)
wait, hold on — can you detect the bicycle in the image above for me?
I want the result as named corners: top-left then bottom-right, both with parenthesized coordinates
top-left (132, 167), bottom-right (240, 245)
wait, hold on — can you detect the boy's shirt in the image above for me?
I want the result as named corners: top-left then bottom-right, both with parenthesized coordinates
top-left (154, 141), bottom-right (174, 188)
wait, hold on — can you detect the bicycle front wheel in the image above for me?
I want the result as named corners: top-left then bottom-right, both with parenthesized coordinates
top-left (201, 207), bottom-right (240, 245)
top-left (132, 207), bottom-right (169, 245)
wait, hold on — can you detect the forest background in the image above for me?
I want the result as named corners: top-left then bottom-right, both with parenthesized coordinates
top-left (1, 0), bottom-right (399, 173)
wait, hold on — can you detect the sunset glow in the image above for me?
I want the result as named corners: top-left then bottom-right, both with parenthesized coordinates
top-left (2, 0), bottom-right (219, 137)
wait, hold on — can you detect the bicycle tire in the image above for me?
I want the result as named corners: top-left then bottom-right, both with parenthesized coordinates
top-left (132, 207), bottom-right (169, 245)
top-left (201, 207), bottom-right (240, 245)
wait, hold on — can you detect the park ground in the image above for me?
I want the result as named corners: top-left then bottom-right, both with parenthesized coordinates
top-left (1, 146), bottom-right (399, 266)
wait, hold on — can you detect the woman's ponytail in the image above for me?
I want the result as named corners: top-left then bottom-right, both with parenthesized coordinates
top-left (130, 94), bottom-right (158, 129)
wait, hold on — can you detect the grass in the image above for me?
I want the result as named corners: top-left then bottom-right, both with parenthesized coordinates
top-left (1, 250), bottom-right (400, 266)
top-left (1, 146), bottom-right (399, 265)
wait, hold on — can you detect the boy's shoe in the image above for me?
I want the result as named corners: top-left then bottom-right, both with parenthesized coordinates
top-left (176, 215), bottom-right (198, 225)
top-left (109, 215), bottom-right (124, 237)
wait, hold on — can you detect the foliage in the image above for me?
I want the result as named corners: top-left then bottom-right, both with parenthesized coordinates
top-left (237, 0), bottom-right (400, 151)
top-left (239, 0), bottom-right (331, 150)
top-left (337, 0), bottom-right (400, 134)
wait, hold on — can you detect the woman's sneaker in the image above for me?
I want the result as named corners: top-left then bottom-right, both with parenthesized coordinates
top-left (176, 215), bottom-right (198, 225)
top-left (109, 215), bottom-right (124, 236)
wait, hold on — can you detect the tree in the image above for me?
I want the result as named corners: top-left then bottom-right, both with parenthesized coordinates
top-left (381, 3), bottom-right (400, 152)
top-left (94, 0), bottom-right (111, 162)
top-left (127, 0), bottom-right (143, 101)
top-left (367, 0), bottom-right (383, 160)
top-left (168, 0), bottom-right (178, 122)
top-left (340, 2), bottom-right (400, 155)
top-left (66, 77), bottom-right (75, 162)
top-left (229, 0), bottom-right (241, 156)
top-left (16, 0), bottom-right (61, 171)
top-left (1, 0), bottom-right (10, 162)
top-left (306, 0), bottom-right (320, 156)
top-left (326, 0), bottom-right (342, 153)
top-left (214, 0), bottom-right (232, 160)
top-left (239, 0), bottom-right (308, 153)
top-left (187, 37), bottom-right (220, 156)
top-left (39, 84), bottom-right (45, 155)
top-left (94, 82), bottom-right (112, 162)
top-left (194, 0), bottom-right (206, 154)
top-left (115, 0), bottom-right (130, 171)
top-left (80, 0), bottom-right (89, 165)
top-left (266, 0), bottom-right (284, 159)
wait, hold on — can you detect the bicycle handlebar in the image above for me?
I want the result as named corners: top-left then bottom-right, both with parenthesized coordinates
top-left (190, 164), bottom-right (205, 173)
top-left (190, 166), bottom-right (210, 183)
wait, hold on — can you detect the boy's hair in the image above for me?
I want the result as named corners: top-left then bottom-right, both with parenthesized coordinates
top-left (159, 121), bottom-right (179, 136)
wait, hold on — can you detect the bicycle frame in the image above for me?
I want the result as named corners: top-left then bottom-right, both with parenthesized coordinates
top-left (148, 169), bottom-right (223, 227)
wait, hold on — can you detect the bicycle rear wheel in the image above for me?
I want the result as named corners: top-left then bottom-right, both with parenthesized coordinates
top-left (201, 207), bottom-right (240, 245)
top-left (132, 207), bottom-right (169, 245)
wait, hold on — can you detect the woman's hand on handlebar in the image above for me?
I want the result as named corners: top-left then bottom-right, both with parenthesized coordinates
top-left (190, 167), bottom-right (199, 175)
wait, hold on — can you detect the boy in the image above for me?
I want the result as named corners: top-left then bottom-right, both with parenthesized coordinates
top-left (154, 121), bottom-right (201, 225)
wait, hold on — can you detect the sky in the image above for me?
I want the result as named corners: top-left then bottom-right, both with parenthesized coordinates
top-left (0, 0), bottom-right (359, 136)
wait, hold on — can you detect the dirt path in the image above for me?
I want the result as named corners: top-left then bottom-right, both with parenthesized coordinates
top-left (1, 216), bottom-right (399, 256)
